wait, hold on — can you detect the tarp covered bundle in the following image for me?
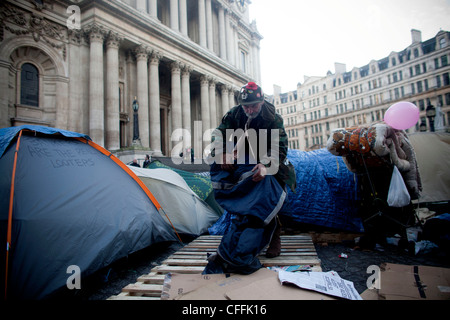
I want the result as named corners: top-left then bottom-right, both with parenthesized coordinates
top-left (0, 125), bottom-right (177, 299)
top-left (280, 149), bottom-right (363, 233)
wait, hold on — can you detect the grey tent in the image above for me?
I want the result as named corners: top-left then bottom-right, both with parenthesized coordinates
top-left (0, 125), bottom-right (177, 299)
top-left (128, 166), bottom-right (221, 236)
top-left (408, 132), bottom-right (450, 203)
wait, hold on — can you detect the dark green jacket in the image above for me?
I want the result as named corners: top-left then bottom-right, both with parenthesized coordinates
top-left (213, 101), bottom-right (297, 192)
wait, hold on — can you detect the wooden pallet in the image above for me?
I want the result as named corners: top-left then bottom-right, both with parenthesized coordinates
top-left (108, 234), bottom-right (321, 300)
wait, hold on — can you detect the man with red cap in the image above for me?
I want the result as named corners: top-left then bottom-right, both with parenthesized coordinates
top-left (204, 82), bottom-right (296, 275)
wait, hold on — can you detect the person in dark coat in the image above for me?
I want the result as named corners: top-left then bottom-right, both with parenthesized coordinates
top-left (130, 159), bottom-right (140, 167)
top-left (143, 154), bottom-right (150, 168)
top-left (203, 82), bottom-right (296, 275)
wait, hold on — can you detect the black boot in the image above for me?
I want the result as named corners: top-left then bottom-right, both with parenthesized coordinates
top-left (266, 219), bottom-right (281, 258)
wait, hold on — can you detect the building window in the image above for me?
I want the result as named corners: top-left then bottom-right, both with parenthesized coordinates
top-left (442, 55), bottom-right (448, 67)
top-left (20, 63), bottom-right (39, 107)
top-left (440, 38), bottom-right (447, 49)
top-left (444, 73), bottom-right (450, 86)
top-left (445, 93), bottom-right (450, 105)
top-left (417, 81), bottom-right (423, 93)
top-left (415, 64), bottom-right (421, 75)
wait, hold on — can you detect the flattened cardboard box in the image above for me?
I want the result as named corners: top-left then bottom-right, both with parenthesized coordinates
top-left (162, 268), bottom-right (335, 300)
top-left (362, 263), bottom-right (450, 300)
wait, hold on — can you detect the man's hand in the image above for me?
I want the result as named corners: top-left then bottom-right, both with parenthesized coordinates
top-left (252, 163), bottom-right (267, 182)
top-left (221, 153), bottom-right (235, 171)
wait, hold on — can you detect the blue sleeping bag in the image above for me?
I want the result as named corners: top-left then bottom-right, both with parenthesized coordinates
top-left (204, 162), bottom-right (287, 274)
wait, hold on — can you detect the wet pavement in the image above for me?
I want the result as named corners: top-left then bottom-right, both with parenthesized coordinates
top-left (314, 240), bottom-right (450, 294)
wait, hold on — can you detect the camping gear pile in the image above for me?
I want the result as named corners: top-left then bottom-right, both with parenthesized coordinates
top-left (326, 123), bottom-right (422, 199)
top-left (326, 123), bottom-right (423, 243)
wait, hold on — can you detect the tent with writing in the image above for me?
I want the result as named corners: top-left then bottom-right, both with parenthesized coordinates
top-left (128, 166), bottom-right (221, 236)
top-left (0, 125), bottom-right (177, 299)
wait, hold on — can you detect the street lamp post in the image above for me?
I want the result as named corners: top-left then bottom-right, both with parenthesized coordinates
top-left (426, 105), bottom-right (436, 132)
top-left (419, 120), bottom-right (427, 132)
top-left (132, 97), bottom-right (140, 141)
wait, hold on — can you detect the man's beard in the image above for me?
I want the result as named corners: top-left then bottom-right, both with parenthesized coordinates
top-left (244, 108), bottom-right (262, 119)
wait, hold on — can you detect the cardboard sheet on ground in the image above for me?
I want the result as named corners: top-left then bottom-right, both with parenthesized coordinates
top-left (162, 268), bottom-right (335, 300)
top-left (278, 270), bottom-right (362, 300)
top-left (362, 263), bottom-right (450, 300)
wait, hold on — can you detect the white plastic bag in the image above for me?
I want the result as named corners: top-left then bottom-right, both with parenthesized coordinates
top-left (387, 166), bottom-right (410, 207)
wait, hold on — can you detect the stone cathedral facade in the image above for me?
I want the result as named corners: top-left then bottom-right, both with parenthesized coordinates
top-left (0, 0), bottom-right (262, 160)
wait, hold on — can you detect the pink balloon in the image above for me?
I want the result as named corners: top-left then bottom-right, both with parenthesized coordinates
top-left (384, 102), bottom-right (420, 130)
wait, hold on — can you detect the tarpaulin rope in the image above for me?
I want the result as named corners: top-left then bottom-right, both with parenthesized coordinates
top-left (4, 129), bottom-right (23, 300)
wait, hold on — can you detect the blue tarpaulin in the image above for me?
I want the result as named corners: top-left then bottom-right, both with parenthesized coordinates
top-left (281, 148), bottom-right (363, 233)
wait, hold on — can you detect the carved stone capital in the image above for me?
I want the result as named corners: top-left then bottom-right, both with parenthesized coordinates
top-left (134, 44), bottom-right (149, 60)
top-left (220, 83), bottom-right (229, 94)
top-left (85, 23), bottom-right (107, 43)
top-left (181, 64), bottom-right (193, 77)
top-left (149, 51), bottom-right (162, 64)
top-left (209, 77), bottom-right (217, 87)
top-left (106, 31), bottom-right (123, 49)
top-left (170, 61), bottom-right (182, 73)
top-left (200, 75), bottom-right (210, 86)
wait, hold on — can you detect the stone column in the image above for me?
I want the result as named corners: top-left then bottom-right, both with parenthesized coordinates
top-left (0, 60), bottom-right (9, 128)
top-left (67, 30), bottom-right (82, 133)
top-left (254, 41), bottom-right (262, 84)
top-left (149, 0), bottom-right (157, 18)
top-left (205, 0), bottom-right (213, 51)
top-left (126, 51), bottom-right (136, 147)
top-left (135, 45), bottom-right (149, 148)
top-left (209, 78), bottom-right (217, 129)
top-left (105, 32), bottom-right (122, 151)
top-left (233, 25), bottom-right (238, 67)
top-left (55, 79), bottom-right (69, 131)
top-left (218, 5), bottom-right (227, 60)
top-left (170, 0), bottom-right (179, 31)
top-left (179, 0), bottom-right (188, 36)
top-left (88, 24), bottom-right (106, 147)
top-left (136, 0), bottom-right (146, 13)
top-left (198, 0), bottom-right (207, 48)
top-left (221, 84), bottom-right (229, 116)
top-left (171, 61), bottom-right (182, 135)
top-left (80, 32), bottom-right (90, 134)
top-left (149, 51), bottom-right (163, 155)
top-left (200, 75), bottom-right (210, 151)
top-left (226, 16), bottom-right (234, 66)
top-left (181, 65), bottom-right (192, 150)
top-left (229, 87), bottom-right (235, 110)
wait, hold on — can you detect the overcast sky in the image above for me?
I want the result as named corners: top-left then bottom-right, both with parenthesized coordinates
top-left (248, 0), bottom-right (450, 95)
